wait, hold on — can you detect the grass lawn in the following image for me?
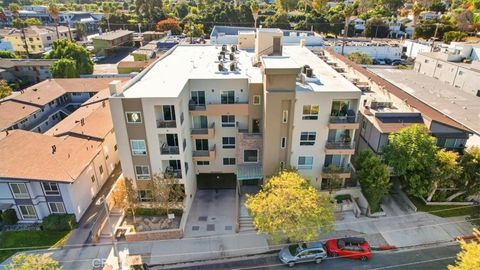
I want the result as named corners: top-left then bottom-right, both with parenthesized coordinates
top-left (410, 197), bottom-right (480, 218)
top-left (0, 230), bottom-right (71, 264)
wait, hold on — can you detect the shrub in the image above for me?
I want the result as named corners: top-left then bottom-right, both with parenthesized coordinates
top-left (443, 31), bottom-right (467, 44)
top-left (348, 52), bottom-right (373, 65)
top-left (42, 214), bottom-right (76, 231)
top-left (2, 209), bottom-right (18, 225)
top-left (127, 208), bottom-right (183, 217)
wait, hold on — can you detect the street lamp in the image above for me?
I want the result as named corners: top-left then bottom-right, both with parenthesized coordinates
top-left (96, 195), bottom-right (120, 268)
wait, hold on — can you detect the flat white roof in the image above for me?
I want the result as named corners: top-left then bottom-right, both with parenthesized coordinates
top-left (262, 56), bottom-right (300, 70)
top-left (122, 45), bottom-right (262, 98)
top-left (283, 46), bottom-right (361, 93)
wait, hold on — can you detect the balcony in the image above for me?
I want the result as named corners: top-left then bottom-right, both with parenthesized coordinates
top-left (192, 144), bottom-right (216, 162)
top-left (157, 120), bottom-right (177, 128)
top-left (191, 123), bottom-right (215, 139)
top-left (165, 168), bottom-right (182, 179)
top-left (190, 102), bottom-right (248, 116)
top-left (328, 112), bottom-right (359, 129)
top-left (321, 164), bottom-right (353, 179)
top-left (160, 144), bottom-right (180, 155)
top-left (325, 141), bottom-right (355, 155)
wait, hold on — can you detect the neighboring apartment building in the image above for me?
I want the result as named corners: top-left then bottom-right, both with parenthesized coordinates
top-left (0, 78), bottom-right (126, 223)
top-left (321, 51), bottom-right (473, 154)
top-left (0, 58), bottom-right (55, 85)
top-left (0, 78), bottom-right (125, 133)
top-left (92, 30), bottom-right (134, 56)
top-left (329, 39), bottom-right (403, 60)
top-left (415, 49), bottom-right (480, 97)
top-left (0, 26), bottom-right (73, 55)
top-left (109, 29), bottom-right (361, 218)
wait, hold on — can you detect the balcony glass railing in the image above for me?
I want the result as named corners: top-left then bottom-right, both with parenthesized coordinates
top-left (329, 109), bottom-right (357, 124)
top-left (322, 163), bottom-right (353, 174)
top-left (165, 168), bottom-right (182, 179)
top-left (160, 145), bottom-right (179, 155)
top-left (157, 120), bottom-right (177, 128)
top-left (325, 141), bottom-right (355, 149)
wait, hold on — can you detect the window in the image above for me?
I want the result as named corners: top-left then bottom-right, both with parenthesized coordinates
top-left (221, 91), bottom-right (235, 104)
top-left (197, 161), bottom-right (210, 165)
top-left (42, 182), bottom-right (60, 196)
top-left (253, 95), bottom-right (261, 105)
top-left (282, 110), bottom-right (288, 123)
top-left (281, 137), bottom-right (287, 148)
top-left (223, 158), bottom-right (236, 165)
top-left (130, 140), bottom-right (147, 155)
top-left (222, 137), bottom-right (235, 149)
top-left (114, 144), bottom-right (118, 151)
top-left (244, 150), bottom-right (258, 163)
top-left (126, 112), bottom-right (142, 123)
top-left (48, 202), bottom-right (66, 214)
top-left (302, 105), bottom-right (319, 120)
top-left (19, 205), bottom-right (36, 220)
top-left (99, 165), bottom-right (104, 175)
top-left (195, 139), bottom-right (209, 151)
top-left (47, 36), bottom-right (52, 40)
top-left (91, 175), bottom-right (96, 182)
top-left (221, 115), bottom-right (235, 127)
top-left (280, 161), bottom-right (285, 170)
top-left (298, 156), bottom-right (313, 170)
top-left (10, 183), bottom-right (29, 199)
top-left (191, 91), bottom-right (206, 106)
top-left (300, 132), bottom-right (316, 146)
top-left (135, 165), bottom-right (150, 180)
top-left (138, 190), bottom-right (153, 202)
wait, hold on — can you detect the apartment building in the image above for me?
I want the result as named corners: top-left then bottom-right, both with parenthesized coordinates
top-left (0, 26), bottom-right (73, 55)
top-left (321, 51), bottom-right (473, 154)
top-left (92, 30), bottom-right (134, 56)
top-left (0, 78), bottom-right (125, 133)
top-left (0, 78), bottom-right (125, 223)
top-left (0, 59), bottom-right (55, 85)
top-left (109, 29), bottom-right (361, 217)
top-left (415, 50), bottom-right (480, 97)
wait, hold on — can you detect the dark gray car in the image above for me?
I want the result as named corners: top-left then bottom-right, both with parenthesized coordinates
top-left (278, 242), bottom-right (327, 267)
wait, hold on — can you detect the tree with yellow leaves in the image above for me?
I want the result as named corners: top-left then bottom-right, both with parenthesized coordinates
top-left (245, 171), bottom-right (335, 243)
top-left (448, 229), bottom-right (480, 270)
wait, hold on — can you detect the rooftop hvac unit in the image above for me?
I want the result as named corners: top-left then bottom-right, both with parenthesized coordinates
top-left (222, 44), bottom-right (227, 52)
top-left (302, 65), bottom-right (310, 74)
top-left (218, 63), bottom-right (224, 72)
top-left (231, 45), bottom-right (237, 52)
top-left (218, 55), bottom-right (222, 61)
top-left (306, 68), bottom-right (313, 78)
top-left (370, 101), bottom-right (393, 109)
top-left (229, 53), bottom-right (235, 61)
top-left (230, 62), bottom-right (236, 71)
top-left (476, 90), bottom-right (480, 97)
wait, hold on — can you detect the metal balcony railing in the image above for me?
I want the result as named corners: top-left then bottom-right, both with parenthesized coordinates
top-left (160, 144), bottom-right (179, 155)
top-left (157, 120), bottom-right (176, 128)
top-left (165, 168), bottom-right (182, 179)
top-left (325, 141), bottom-right (355, 149)
top-left (322, 164), bottom-right (353, 174)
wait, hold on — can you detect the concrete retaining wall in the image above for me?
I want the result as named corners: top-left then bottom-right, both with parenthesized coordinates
top-left (124, 227), bottom-right (183, 242)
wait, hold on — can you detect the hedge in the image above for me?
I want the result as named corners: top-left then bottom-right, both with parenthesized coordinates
top-left (2, 209), bottom-right (18, 225)
top-left (42, 214), bottom-right (76, 231)
top-left (127, 208), bottom-right (183, 217)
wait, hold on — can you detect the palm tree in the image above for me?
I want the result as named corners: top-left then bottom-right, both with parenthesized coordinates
top-left (250, 0), bottom-right (260, 28)
top-left (8, 3), bottom-right (29, 58)
top-left (75, 22), bottom-right (86, 41)
top-left (341, 4), bottom-right (355, 55)
top-left (411, 2), bottom-right (424, 39)
top-left (102, 3), bottom-right (112, 32)
top-left (48, 3), bottom-right (60, 39)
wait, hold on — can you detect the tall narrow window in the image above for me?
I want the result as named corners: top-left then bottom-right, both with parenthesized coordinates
top-left (253, 95), bottom-right (261, 105)
top-left (282, 110), bottom-right (288, 123)
top-left (281, 137), bottom-right (287, 148)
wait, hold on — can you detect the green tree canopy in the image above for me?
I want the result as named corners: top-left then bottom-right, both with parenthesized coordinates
top-left (383, 124), bottom-right (438, 197)
top-left (348, 52), bottom-right (373, 64)
top-left (364, 17), bottom-right (390, 38)
top-left (51, 58), bottom-right (79, 78)
top-left (355, 150), bottom-right (391, 213)
top-left (0, 50), bottom-right (17, 59)
top-left (264, 11), bottom-right (291, 29)
top-left (7, 253), bottom-right (61, 270)
top-left (443, 31), bottom-right (467, 44)
top-left (246, 171), bottom-right (335, 243)
top-left (448, 229), bottom-right (480, 270)
top-left (24, 18), bottom-right (42, 26)
top-left (156, 18), bottom-right (182, 34)
top-left (45, 39), bottom-right (93, 75)
top-left (427, 149), bottom-right (462, 201)
top-left (0, 80), bottom-right (12, 99)
top-left (459, 146), bottom-right (480, 197)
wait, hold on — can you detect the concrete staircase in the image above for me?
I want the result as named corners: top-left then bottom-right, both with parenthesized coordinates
top-left (239, 194), bottom-right (255, 232)
top-left (99, 207), bottom-right (124, 239)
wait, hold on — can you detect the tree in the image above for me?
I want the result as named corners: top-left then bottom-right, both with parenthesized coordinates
top-left (156, 18), bottom-right (181, 34)
top-left (47, 3), bottom-right (60, 39)
top-left (45, 39), bottom-right (94, 75)
top-left (275, 0), bottom-right (298, 11)
top-left (355, 151), bottom-right (391, 213)
top-left (7, 254), bottom-right (61, 270)
top-left (322, 164), bottom-right (345, 192)
top-left (443, 31), bottom-right (468, 44)
top-left (383, 124), bottom-right (438, 198)
top-left (245, 171), bottom-right (335, 243)
top-left (183, 22), bottom-right (204, 38)
top-left (364, 18), bottom-right (390, 38)
top-left (411, 2), bottom-right (424, 39)
top-left (135, 0), bottom-right (165, 24)
top-left (250, 0), bottom-right (259, 28)
top-left (150, 173), bottom-right (185, 215)
top-left (264, 11), bottom-right (290, 29)
top-left (427, 149), bottom-right (461, 202)
top-left (0, 80), bottom-right (12, 99)
top-left (102, 3), bottom-right (112, 32)
top-left (0, 51), bottom-right (17, 59)
top-left (24, 18), bottom-right (42, 26)
top-left (74, 22), bottom-right (86, 41)
top-left (124, 177), bottom-right (138, 224)
top-left (51, 59), bottom-right (79, 78)
top-left (9, 3), bottom-right (29, 57)
top-left (455, 10), bottom-right (474, 32)
top-left (456, 146), bottom-right (480, 200)
top-left (348, 52), bottom-right (373, 64)
top-left (448, 229), bottom-right (480, 270)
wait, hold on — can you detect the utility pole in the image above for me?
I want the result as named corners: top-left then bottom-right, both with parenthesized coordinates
top-left (431, 23), bottom-right (440, 52)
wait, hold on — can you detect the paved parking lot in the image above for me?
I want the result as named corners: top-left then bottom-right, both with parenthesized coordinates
top-left (184, 189), bottom-right (236, 238)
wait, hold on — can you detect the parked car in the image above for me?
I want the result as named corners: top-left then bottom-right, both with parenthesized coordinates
top-left (391, 59), bottom-right (402, 66)
top-left (325, 237), bottom-right (372, 261)
top-left (278, 242), bottom-right (327, 267)
top-left (92, 56), bottom-right (106, 63)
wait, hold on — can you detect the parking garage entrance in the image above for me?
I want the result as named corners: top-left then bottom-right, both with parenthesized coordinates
top-left (196, 173), bottom-right (236, 189)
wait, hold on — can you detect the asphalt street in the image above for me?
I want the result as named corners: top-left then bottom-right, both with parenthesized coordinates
top-left (153, 244), bottom-right (460, 270)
